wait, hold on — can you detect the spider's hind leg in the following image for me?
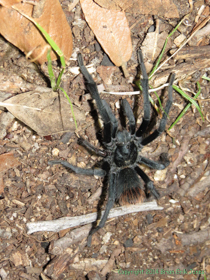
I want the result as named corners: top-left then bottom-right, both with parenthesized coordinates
top-left (135, 166), bottom-right (160, 199)
top-left (87, 173), bottom-right (116, 246)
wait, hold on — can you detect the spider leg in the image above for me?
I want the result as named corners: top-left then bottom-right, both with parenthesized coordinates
top-left (141, 73), bottom-right (175, 146)
top-left (78, 53), bottom-right (118, 143)
top-left (101, 100), bottom-right (118, 139)
top-left (135, 165), bottom-right (160, 199)
top-left (78, 137), bottom-right (107, 157)
top-left (136, 50), bottom-right (151, 138)
top-left (121, 99), bottom-right (135, 135)
top-left (48, 160), bottom-right (106, 177)
top-left (87, 173), bottom-right (116, 247)
top-left (138, 153), bottom-right (170, 170)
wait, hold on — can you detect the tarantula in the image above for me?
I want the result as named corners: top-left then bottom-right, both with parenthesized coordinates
top-left (49, 50), bottom-right (175, 246)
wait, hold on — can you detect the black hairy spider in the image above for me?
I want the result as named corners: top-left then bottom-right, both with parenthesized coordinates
top-left (49, 50), bottom-right (175, 247)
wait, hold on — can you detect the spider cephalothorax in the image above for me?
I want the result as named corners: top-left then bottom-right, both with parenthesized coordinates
top-left (49, 50), bottom-right (175, 246)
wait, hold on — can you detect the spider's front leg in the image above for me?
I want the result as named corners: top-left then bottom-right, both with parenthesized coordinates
top-left (121, 99), bottom-right (135, 135)
top-left (48, 160), bottom-right (106, 177)
top-left (78, 53), bottom-right (118, 143)
top-left (77, 137), bottom-right (107, 157)
top-left (135, 50), bottom-right (151, 138)
top-left (141, 73), bottom-right (175, 146)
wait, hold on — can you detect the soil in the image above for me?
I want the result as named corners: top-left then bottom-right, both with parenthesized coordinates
top-left (0, 0), bottom-right (210, 280)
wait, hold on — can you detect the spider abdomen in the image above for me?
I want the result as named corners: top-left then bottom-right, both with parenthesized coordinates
top-left (116, 168), bottom-right (145, 205)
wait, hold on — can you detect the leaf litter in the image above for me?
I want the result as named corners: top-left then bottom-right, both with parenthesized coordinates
top-left (141, 20), bottom-right (172, 62)
top-left (94, 0), bottom-right (179, 18)
top-left (0, 0), bottom-right (210, 278)
top-left (0, 0), bottom-right (73, 64)
top-left (0, 152), bottom-right (20, 195)
top-left (80, 0), bottom-right (132, 72)
top-left (1, 88), bottom-right (85, 136)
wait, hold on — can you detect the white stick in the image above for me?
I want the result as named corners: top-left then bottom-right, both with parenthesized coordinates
top-left (27, 201), bottom-right (163, 234)
top-left (102, 83), bottom-right (170, 96)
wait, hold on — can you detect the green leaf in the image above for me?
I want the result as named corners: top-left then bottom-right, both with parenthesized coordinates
top-left (47, 49), bottom-right (56, 90)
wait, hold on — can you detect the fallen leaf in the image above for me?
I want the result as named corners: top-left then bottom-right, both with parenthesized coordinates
top-left (142, 31), bottom-right (171, 61)
top-left (80, 0), bottom-right (132, 67)
top-left (0, 0), bottom-right (21, 7)
top-left (93, 0), bottom-right (118, 10)
top-left (10, 251), bottom-right (30, 266)
top-left (94, 0), bottom-right (179, 18)
top-left (3, 88), bottom-right (85, 136)
top-left (0, 152), bottom-right (20, 173)
top-left (0, 152), bottom-right (20, 195)
top-left (97, 65), bottom-right (117, 84)
top-left (0, 70), bottom-right (35, 93)
top-left (0, 0), bottom-right (73, 64)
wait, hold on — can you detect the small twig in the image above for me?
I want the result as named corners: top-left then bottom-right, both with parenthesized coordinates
top-left (195, 127), bottom-right (210, 137)
top-left (178, 160), bottom-right (208, 196)
top-left (102, 83), bottom-right (170, 96)
top-left (178, 228), bottom-right (210, 246)
top-left (165, 128), bottom-right (197, 186)
top-left (27, 201), bottom-right (163, 234)
top-left (157, 228), bottom-right (210, 253)
top-left (187, 170), bottom-right (210, 197)
top-left (150, 15), bottom-right (210, 78)
top-left (87, 187), bottom-right (102, 204)
top-left (49, 224), bottom-right (92, 255)
top-left (101, 246), bottom-right (124, 276)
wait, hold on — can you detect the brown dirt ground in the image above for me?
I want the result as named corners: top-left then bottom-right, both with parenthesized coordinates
top-left (0, 0), bottom-right (210, 280)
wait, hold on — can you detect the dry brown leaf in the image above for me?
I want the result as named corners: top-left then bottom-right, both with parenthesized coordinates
top-left (93, 0), bottom-right (119, 10)
top-left (0, 152), bottom-right (20, 174)
top-left (129, 0), bottom-right (179, 18)
top-left (0, 0), bottom-right (21, 8)
top-left (3, 88), bottom-right (85, 136)
top-left (80, 0), bottom-right (132, 67)
top-left (10, 251), bottom-right (30, 267)
top-left (94, 0), bottom-right (179, 18)
top-left (0, 70), bottom-right (35, 93)
top-left (0, 0), bottom-right (73, 64)
top-left (142, 31), bottom-right (171, 61)
top-left (0, 152), bottom-right (20, 195)
top-left (101, 247), bottom-right (124, 276)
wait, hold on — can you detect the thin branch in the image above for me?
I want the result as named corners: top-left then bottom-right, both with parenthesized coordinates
top-left (27, 201), bottom-right (163, 234)
top-left (102, 83), bottom-right (170, 96)
top-left (150, 15), bottom-right (210, 78)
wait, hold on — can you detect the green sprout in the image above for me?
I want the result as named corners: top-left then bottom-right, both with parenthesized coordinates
top-left (47, 49), bottom-right (77, 129)
top-left (136, 16), bottom-right (204, 129)
top-left (13, 6), bottom-right (77, 130)
top-left (168, 82), bottom-right (203, 130)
